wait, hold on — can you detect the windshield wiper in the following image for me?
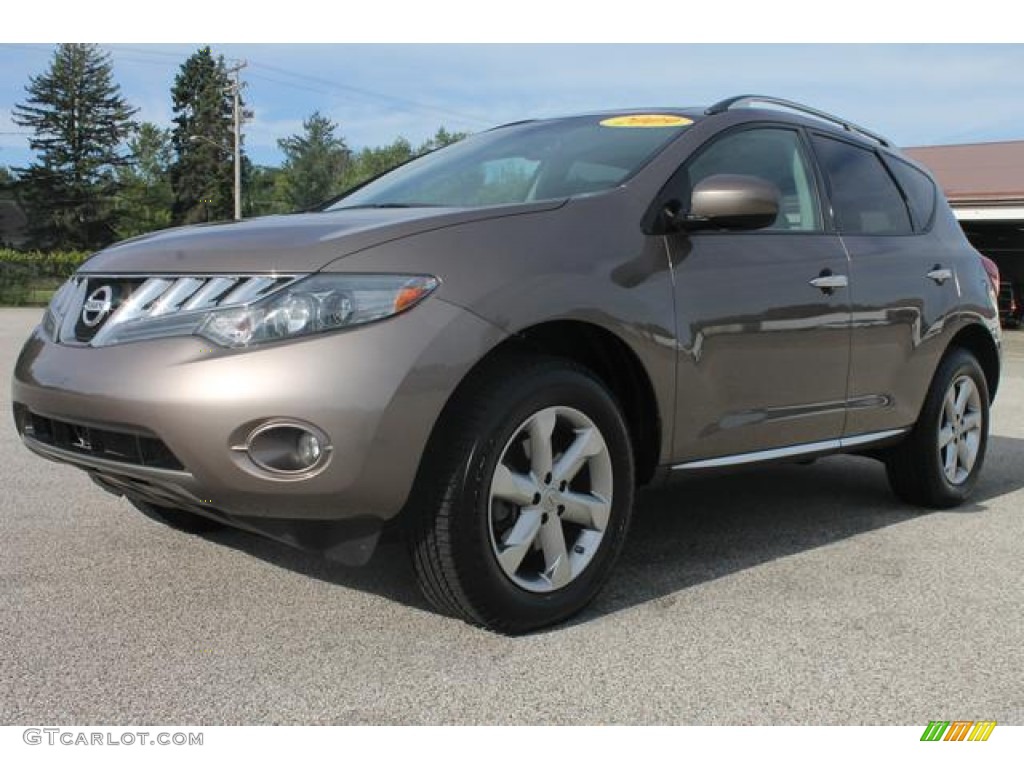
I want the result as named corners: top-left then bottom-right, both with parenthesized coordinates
top-left (332, 203), bottom-right (446, 210)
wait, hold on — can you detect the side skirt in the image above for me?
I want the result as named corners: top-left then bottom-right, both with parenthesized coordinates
top-left (670, 428), bottom-right (908, 471)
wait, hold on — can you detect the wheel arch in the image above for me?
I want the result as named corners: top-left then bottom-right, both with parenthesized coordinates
top-left (508, 321), bottom-right (662, 485)
top-left (427, 319), bottom-right (664, 487)
top-left (946, 322), bottom-right (1001, 403)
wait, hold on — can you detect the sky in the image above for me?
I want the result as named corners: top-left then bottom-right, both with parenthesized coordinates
top-left (3, 42), bottom-right (1024, 169)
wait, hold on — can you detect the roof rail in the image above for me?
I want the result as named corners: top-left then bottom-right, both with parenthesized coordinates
top-left (705, 94), bottom-right (891, 148)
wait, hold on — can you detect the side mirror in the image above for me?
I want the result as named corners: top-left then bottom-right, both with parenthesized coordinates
top-left (676, 174), bottom-right (781, 231)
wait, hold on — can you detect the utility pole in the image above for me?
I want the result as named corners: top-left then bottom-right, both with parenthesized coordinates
top-left (226, 60), bottom-right (247, 221)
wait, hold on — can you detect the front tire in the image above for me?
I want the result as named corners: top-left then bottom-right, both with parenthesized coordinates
top-left (885, 348), bottom-right (990, 508)
top-left (407, 355), bottom-right (635, 634)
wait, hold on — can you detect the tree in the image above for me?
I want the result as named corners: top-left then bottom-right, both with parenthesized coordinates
top-left (12, 43), bottom-right (137, 250)
top-left (245, 165), bottom-right (292, 217)
top-left (417, 126), bottom-right (469, 153)
top-left (169, 47), bottom-right (242, 224)
top-left (277, 112), bottom-right (350, 210)
top-left (341, 137), bottom-right (415, 191)
top-left (115, 122), bottom-right (174, 238)
top-left (336, 127), bottom-right (470, 194)
top-left (0, 165), bottom-right (29, 248)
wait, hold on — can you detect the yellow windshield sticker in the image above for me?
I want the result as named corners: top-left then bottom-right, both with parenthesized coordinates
top-left (600, 114), bottom-right (693, 128)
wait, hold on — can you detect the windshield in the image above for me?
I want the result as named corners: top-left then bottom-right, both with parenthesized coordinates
top-left (326, 114), bottom-right (693, 210)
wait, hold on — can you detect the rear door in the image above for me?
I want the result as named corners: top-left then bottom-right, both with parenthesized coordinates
top-left (664, 125), bottom-right (853, 464)
top-left (809, 134), bottom-right (960, 437)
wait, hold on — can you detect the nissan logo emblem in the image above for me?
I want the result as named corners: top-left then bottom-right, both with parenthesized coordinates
top-left (81, 285), bottom-right (114, 327)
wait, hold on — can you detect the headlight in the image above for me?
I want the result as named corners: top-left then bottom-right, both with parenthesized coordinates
top-left (91, 273), bottom-right (438, 348)
top-left (198, 274), bottom-right (439, 348)
top-left (41, 278), bottom-right (80, 339)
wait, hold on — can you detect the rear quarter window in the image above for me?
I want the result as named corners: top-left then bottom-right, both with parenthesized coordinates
top-left (886, 156), bottom-right (937, 231)
top-left (811, 134), bottom-right (912, 235)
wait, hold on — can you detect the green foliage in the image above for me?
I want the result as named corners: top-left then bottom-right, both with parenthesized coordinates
top-left (278, 111), bottom-right (350, 210)
top-left (8, 40), bottom-right (471, 241)
top-left (418, 126), bottom-right (470, 153)
top-left (341, 137), bottom-right (415, 191)
top-left (0, 249), bottom-right (89, 305)
top-left (115, 122), bottom-right (174, 238)
top-left (336, 126), bottom-right (469, 198)
top-left (12, 44), bottom-right (137, 250)
top-left (245, 165), bottom-right (292, 217)
top-left (169, 46), bottom-right (242, 224)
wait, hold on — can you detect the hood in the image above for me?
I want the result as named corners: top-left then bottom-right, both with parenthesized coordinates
top-left (79, 201), bottom-right (565, 275)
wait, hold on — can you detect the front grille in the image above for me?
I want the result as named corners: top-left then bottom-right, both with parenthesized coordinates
top-left (50, 273), bottom-right (299, 346)
top-left (15, 405), bottom-right (184, 471)
top-left (73, 277), bottom-right (146, 343)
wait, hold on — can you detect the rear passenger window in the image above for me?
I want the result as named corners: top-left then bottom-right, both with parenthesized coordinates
top-left (811, 135), bottom-right (912, 235)
top-left (886, 157), bottom-right (937, 231)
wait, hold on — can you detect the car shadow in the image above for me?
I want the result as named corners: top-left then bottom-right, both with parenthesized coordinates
top-left (576, 433), bottom-right (1024, 627)
top-left (198, 434), bottom-right (1024, 631)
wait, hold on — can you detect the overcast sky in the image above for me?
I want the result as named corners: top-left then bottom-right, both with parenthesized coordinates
top-left (3, 43), bottom-right (1024, 169)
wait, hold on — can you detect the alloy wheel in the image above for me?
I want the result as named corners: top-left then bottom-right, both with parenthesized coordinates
top-left (487, 406), bottom-right (614, 593)
top-left (938, 374), bottom-right (983, 485)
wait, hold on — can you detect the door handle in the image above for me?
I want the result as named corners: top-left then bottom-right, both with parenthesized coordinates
top-left (809, 271), bottom-right (848, 293)
top-left (926, 265), bottom-right (953, 285)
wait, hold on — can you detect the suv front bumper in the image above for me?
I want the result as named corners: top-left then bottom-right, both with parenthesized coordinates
top-left (12, 298), bottom-right (505, 562)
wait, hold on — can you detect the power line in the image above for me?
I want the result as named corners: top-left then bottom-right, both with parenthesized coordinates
top-left (103, 44), bottom-right (491, 127)
top-left (245, 71), bottom-right (340, 99)
top-left (104, 44), bottom-right (185, 60)
top-left (249, 61), bottom-right (492, 127)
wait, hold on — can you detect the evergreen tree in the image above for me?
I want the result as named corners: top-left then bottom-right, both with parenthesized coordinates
top-left (169, 47), bottom-right (242, 224)
top-left (12, 43), bottom-right (137, 250)
top-left (0, 166), bottom-right (14, 205)
top-left (277, 111), bottom-right (350, 210)
top-left (115, 122), bottom-right (174, 238)
top-left (0, 165), bottom-right (26, 248)
top-left (417, 126), bottom-right (469, 153)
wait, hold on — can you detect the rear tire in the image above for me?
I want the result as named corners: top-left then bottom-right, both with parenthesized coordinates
top-left (129, 498), bottom-right (225, 534)
top-left (884, 348), bottom-right (989, 508)
top-left (406, 354), bottom-right (634, 634)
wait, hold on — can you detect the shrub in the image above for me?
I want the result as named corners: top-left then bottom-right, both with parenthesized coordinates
top-left (0, 249), bottom-right (91, 306)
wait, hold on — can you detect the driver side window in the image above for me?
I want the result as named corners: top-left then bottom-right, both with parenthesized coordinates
top-left (687, 127), bottom-right (822, 232)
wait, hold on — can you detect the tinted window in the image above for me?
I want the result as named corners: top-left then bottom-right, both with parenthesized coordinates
top-left (812, 135), bottom-right (912, 235)
top-left (887, 156), bottom-right (937, 231)
top-left (686, 128), bottom-right (821, 231)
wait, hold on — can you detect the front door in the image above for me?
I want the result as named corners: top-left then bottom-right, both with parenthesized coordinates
top-left (664, 126), bottom-right (852, 464)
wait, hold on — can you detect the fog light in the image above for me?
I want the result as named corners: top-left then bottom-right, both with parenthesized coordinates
top-left (297, 432), bottom-right (321, 465)
top-left (244, 422), bottom-right (331, 474)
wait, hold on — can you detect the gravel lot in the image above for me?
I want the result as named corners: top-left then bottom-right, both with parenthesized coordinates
top-left (2, 306), bottom-right (1022, 725)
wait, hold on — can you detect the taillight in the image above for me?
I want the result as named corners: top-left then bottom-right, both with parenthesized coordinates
top-left (979, 253), bottom-right (1000, 295)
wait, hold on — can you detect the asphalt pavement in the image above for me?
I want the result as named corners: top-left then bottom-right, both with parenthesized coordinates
top-left (2, 307), bottom-right (1022, 724)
